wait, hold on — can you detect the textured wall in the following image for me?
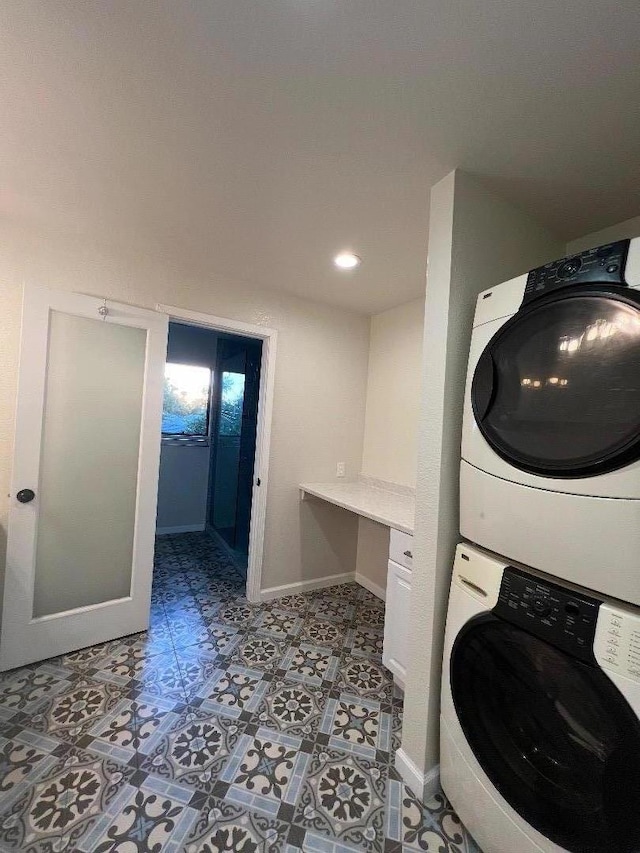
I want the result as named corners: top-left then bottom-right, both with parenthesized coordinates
top-left (401, 171), bottom-right (564, 780)
top-left (0, 220), bottom-right (370, 592)
top-left (355, 517), bottom-right (390, 596)
top-left (361, 298), bottom-right (425, 489)
top-left (355, 297), bottom-right (424, 598)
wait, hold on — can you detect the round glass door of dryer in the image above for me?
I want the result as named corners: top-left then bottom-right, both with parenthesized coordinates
top-left (450, 616), bottom-right (640, 853)
top-left (471, 288), bottom-right (640, 477)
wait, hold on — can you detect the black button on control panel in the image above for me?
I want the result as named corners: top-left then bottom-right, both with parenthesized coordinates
top-left (522, 239), bottom-right (630, 306)
top-left (557, 258), bottom-right (582, 279)
top-left (493, 567), bottom-right (601, 664)
top-left (532, 596), bottom-right (550, 616)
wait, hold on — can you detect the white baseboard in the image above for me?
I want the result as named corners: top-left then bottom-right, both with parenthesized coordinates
top-left (354, 572), bottom-right (386, 601)
top-left (395, 749), bottom-right (441, 801)
top-left (156, 524), bottom-right (206, 536)
top-left (260, 572), bottom-right (355, 602)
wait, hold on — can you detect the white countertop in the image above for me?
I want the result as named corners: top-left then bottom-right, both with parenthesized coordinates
top-left (299, 477), bottom-right (415, 534)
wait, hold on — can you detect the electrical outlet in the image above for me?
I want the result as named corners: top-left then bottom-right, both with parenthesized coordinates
top-left (336, 462), bottom-right (346, 478)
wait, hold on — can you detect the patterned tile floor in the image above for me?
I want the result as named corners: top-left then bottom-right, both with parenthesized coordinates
top-left (0, 532), bottom-right (481, 852)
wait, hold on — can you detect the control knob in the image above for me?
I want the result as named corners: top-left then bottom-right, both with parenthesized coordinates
top-left (557, 258), bottom-right (582, 279)
top-left (532, 596), bottom-right (551, 617)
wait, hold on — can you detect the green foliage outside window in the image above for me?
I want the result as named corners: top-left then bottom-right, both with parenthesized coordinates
top-left (219, 372), bottom-right (245, 436)
top-left (162, 363), bottom-right (211, 436)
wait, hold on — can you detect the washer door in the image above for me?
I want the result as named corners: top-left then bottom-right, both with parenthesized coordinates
top-left (450, 616), bottom-right (640, 853)
top-left (472, 288), bottom-right (640, 477)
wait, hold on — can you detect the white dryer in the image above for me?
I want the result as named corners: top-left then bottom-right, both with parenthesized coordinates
top-left (461, 238), bottom-right (640, 605)
top-left (441, 542), bottom-right (640, 853)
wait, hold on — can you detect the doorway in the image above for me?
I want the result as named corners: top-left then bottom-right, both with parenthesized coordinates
top-left (156, 303), bottom-right (276, 605)
top-left (2, 288), bottom-right (276, 672)
top-left (156, 322), bottom-right (263, 585)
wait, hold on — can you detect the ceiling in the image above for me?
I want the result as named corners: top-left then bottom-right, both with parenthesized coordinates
top-left (1, 1), bottom-right (639, 314)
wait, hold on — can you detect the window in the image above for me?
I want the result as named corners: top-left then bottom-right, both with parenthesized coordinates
top-left (219, 372), bottom-right (245, 436)
top-left (162, 363), bottom-right (212, 438)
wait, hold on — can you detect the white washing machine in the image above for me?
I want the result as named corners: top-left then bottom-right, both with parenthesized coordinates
top-left (460, 238), bottom-right (640, 605)
top-left (441, 543), bottom-right (640, 853)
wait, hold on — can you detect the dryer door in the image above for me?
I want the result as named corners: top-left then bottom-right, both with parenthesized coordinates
top-left (471, 287), bottom-right (640, 477)
top-left (450, 616), bottom-right (640, 853)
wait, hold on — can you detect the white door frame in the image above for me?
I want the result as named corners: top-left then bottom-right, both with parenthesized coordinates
top-left (156, 304), bottom-right (277, 603)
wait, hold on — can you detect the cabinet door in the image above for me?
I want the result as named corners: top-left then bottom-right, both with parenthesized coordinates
top-left (383, 560), bottom-right (412, 687)
top-left (389, 528), bottom-right (414, 570)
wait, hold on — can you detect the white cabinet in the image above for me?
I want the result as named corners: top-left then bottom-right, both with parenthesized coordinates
top-left (383, 530), bottom-right (413, 688)
top-left (389, 528), bottom-right (414, 570)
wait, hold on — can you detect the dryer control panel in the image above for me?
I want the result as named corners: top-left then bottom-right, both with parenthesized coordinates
top-left (594, 604), bottom-right (640, 683)
top-left (494, 567), bottom-right (600, 664)
top-left (523, 239), bottom-right (630, 305)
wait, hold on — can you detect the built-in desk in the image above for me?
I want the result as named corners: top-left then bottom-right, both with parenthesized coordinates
top-left (300, 477), bottom-right (415, 688)
top-left (299, 478), bottom-right (415, 534)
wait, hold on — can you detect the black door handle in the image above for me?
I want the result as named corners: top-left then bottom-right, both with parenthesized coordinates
top-left (16, 489), bottom-right (35, 503)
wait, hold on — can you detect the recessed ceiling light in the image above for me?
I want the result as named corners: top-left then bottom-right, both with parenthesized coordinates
top-left (334, 251), bottom-right (361, 270)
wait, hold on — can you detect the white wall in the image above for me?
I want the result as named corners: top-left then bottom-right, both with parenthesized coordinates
top-left (399, 170), bottom-right (564, 788)
top-left (566, 214), bottom-right (640, 254)
top-left (355, 297), bottom-right (424, 597)
top-left (0, 219), bottom-right (370, 593)
top-left (361, 298), bottom-right (425, 489)
top-left (355, 518), bottom-right (390, 598)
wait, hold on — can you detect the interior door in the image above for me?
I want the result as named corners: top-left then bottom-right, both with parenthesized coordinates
top-left (472, 287), bottom-right (640, 477)
top-left (1, 285), bottom-right (168, 671)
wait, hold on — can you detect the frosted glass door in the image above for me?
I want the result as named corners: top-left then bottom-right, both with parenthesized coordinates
top-left (34, 312), bottom-right (146, 617)
top-left (1, 286), bottom-right (168, 671)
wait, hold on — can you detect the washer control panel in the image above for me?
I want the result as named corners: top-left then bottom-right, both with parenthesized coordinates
top-left (522, 239), bottom-right (630, 305)
top-left (494, 567), bottom-right (600, 664)
top-left (594, 604), bottom-right (640, 683)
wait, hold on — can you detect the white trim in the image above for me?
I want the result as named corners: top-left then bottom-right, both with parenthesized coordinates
top-left (156, 304), bottom-right (277, 604)
top-left (260, 572), bottom-right (355, 602)
top-left (395, 749), bottom-right (441, 801)
top-left (156, 524), bottom-right (206, 535)
top-left (354, 572), bottom-right (386, 601)
top-left (158, 305), bottom-right (276, 342)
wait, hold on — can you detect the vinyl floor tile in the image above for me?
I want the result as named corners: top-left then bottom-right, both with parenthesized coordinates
top-left (0, 532), bottom-right (480, 852)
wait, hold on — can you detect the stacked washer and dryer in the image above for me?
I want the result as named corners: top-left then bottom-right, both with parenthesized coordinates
top-left (441, 238), bottom-right (640, 853)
